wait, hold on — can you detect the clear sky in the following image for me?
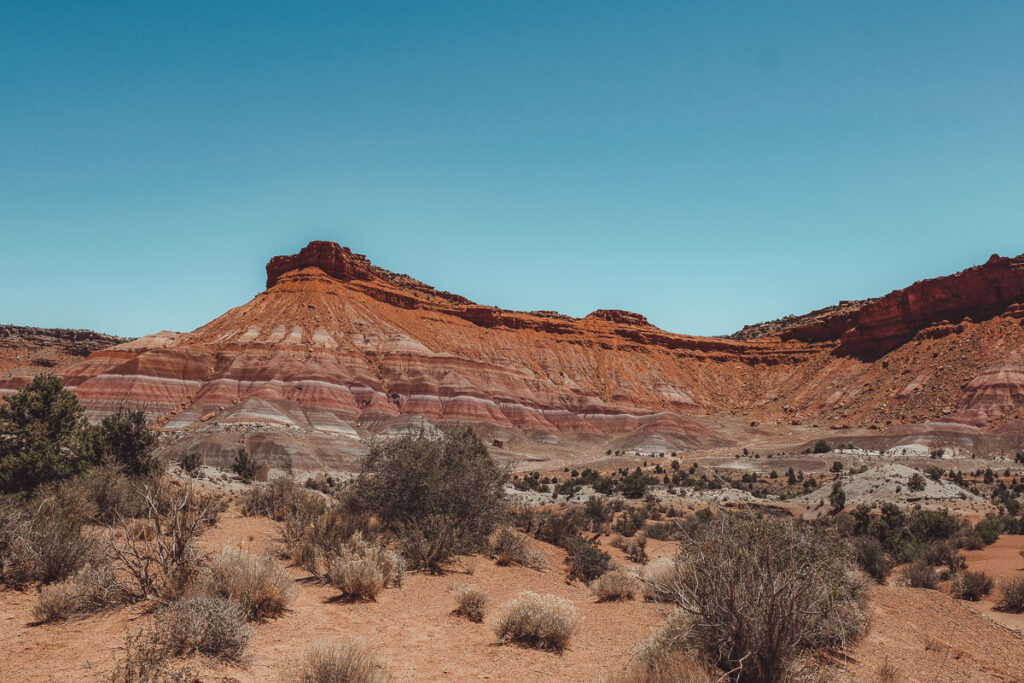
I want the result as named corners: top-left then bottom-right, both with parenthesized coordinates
top-left (2, 2), bottom-right (1022, 338)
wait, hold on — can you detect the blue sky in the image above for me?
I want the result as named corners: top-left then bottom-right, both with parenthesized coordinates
top-left (2, 2), bottom-right (1022, 338)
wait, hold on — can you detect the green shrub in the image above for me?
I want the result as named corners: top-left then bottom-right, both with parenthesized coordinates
top-left (180, 451), bottom-right (201, 476)
top-left (812, 440), bottom-right (831, 454)
top-left (352, 425), bottom-right (508, 571)
top-left (89, 404), bottom-right (161, 477)
top-left (854, 536), bottom-right (891, 583)
top-left (975, 517), bottom-right (1003, 545)
top-left (951, 570), bottom-right (993, 601)
top-left (563, 534), bottom-right (612, 582)
top-left (232, 448), bottom-right (258, 482)
top-left (0, 375), bottom-right (93, 494)
top-left (903, 561), bottom-right (938, 589)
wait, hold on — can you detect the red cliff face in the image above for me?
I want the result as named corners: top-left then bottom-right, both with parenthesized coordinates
top-left (5, 242), bottom-right (1024, 470)
top-left (776, 254), bottom-right (1024, 356)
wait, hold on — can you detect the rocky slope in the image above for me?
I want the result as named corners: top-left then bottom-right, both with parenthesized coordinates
top-left (3, 242), bottom-right (1024, 470)
top-left (0, 325), bottom-right (129, 380)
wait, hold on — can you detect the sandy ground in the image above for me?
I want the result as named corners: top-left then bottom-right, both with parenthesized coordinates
top-left (3, 507), bottom-right (1024, 682)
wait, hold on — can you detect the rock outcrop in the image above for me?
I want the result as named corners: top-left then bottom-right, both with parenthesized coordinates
top-left (4, 242), bottom-right (1024, 470)
top-left (0, 325), bottom-right (130, 379)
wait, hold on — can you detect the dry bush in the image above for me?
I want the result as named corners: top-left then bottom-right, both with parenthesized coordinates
top-left (624, 531), bottom-right (648, 565)
top-left (590, 567), bottom-right (640, 601)
top-left (282, 638), bottom-right (392, 683)
top-left (281, 502), bottom-right (374, 576)
top-left (328, 555), bottom-right (385, 601)
top-left (155, 595), bottom-right (251, 660)
top-left (109, 628), bottom-right (197, 683)
top-left (33, 563), bottom-right (130, 622)
top-left (106, 480), bottom-right (222, 599)
top-left (0, 500), bottom-right (100, 587)
top-left (641, 558), bottom-right (677, 603)
top-left (196, 550), bottom-right (295, 621)
top-left (875, 658), bottom-right (900, 682)
top-left (646, 514), bottom-right (866, 683)
top-left (951, 570), bottom-right (993, 601)
top-left (494, 591), bottom-right (580, 651)
top-left (490, 527), bottom-right (548, 570)
top-left (452, 583), bottom-right (488, 622)
top-left (616, 650), bottom-right (714, 683)
top-left (903, 561), bottom-right (938, 590)
top-left (996, 575), bottom-right (1024, 613)
top-left (49, 464), bottom-right (149, 524)
top-left (243, 476), bottom-right (326, 520)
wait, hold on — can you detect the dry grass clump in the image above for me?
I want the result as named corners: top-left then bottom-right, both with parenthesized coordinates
top-left (155, 596), bottom-right (251, 660)
top-left (640, 558), bottom-right (677, 603)
top-left (996, 575), bottom-right (1024, 613)
top-left (590, 567), bottom-right (640, 601)
top-left (616, 650), bottom-right (714, 683)
top-left (282, 638), bottom-right (392, 683)
top-left (494, 591), bottom-right (580, 651)
top-left (452, 583), bottom-right (488, 622)
top-left (326, 532), bottom-right (404, 601)
top-left (196, 550), bottom-right (295, 621)
top-left (951, 570), bottom-right (993, 601)
top-left (490, 527), bottom-right (548, 570)
top-left (33, 563), bottom-right (130, 622)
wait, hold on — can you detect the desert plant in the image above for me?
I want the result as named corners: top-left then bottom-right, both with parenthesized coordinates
top-left (640, 558), bottom-right (677, 602)
top-left (563, 534), bottom-right (613, 582)
top-left (590, 567), bottom-right (639, 601)
top-left (109, 628), bottom-right (196, 683)
top-left (646, 514), bottom-right (866, 682)
top-left (903, 560), bottom-right (938, 589)
top-left (995, 576), bottom-right (1024, 613)
top-left (829, 480), bottom-right (846, 514)
top-left (974, 517), bottom-right (1003, 545)
top-left (282, 638), bottom-right (392, 683)
top-left (854, 536), bottom-right (891, 583)
top-left (155, 595), bottom-right (251, 660)
top-left (0, 374), bottom-right (93, 494)
top-left (196, 550), bottom-right (295, 621)
top-left (179, 451), bottom-right (201, 476)
top-left (0, 500), bottom-right (101, 587)
top-left (907, 472), bottom-right (926, 492)
top-left (624, 531), bottom-right (648, 565)
top-left (89, 403), bottom-right (161, 477)
top-left (352, 425), bottom-right (508, 571)
top-left (33, 563), bottom-right (130, 622)
top-left (812, 440), bottom-right (831, 454)
top-left (490, 527), bottom-right (547, 570)
top-left (325, 532), bottom-right (404, 601)
top-left (327, 555), bottom-right (385, 601)
top-left (617, 650), bottom-right (714, 683)
top-left (453, 583), bottom-right (488, 622)
top-left (105, 480), bottom-right (223, 599)
top-left (232, 448), bottom-right (258, 482)
top-left (494, 591), bottom-right (580, 651)
top-left (951, 570), bottom-right (993, 601)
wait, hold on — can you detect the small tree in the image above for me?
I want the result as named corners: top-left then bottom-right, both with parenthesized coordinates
top-left (829, 480), bottom-right (846, 515)
top-left (0, 375), bottom-right (92, 493)
top-left (352, 425), bottom-right (508, 571)
top-left (90, 404), bottom-right (161, 477)
top-left (907, 472), bottom-right (926, 492)
top-left (813, 440), bottom-right (831, 454)
top-left (232, 448), bottom-right (257, 483)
